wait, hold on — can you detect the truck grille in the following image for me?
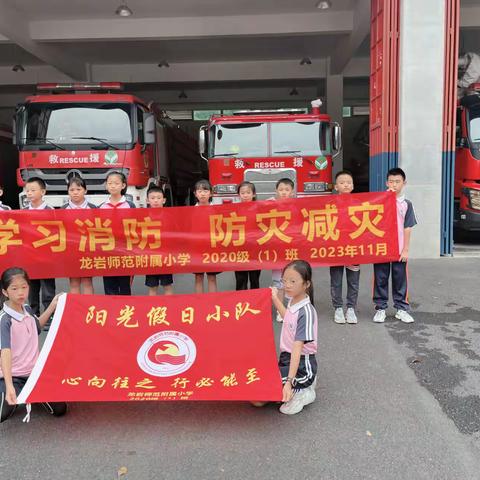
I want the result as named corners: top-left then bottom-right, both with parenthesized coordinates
top-left (244, 168), bottom-right (296, 200)
top-left (20, 168), bottom-right (129, 192)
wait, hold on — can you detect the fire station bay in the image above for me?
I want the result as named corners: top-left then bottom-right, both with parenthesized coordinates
top-left (0, 0), bottom-right (479, 259)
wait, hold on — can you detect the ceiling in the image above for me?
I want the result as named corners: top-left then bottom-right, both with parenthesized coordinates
top-left (0, 0), bottom-right (371, 109)
top-left (0, 0), bottom-right (478, 110)
top-left (40, 35), bottom-right (348, 65)
top-left (2, 0), bottom-right (356, 20)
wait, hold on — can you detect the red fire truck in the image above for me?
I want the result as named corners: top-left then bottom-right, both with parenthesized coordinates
top-left (198, 100), bottom-right (341, 204)
top-left (455, 83), bottom-right (480, 231)
top-left (13, 83), bottom-right (205, 208)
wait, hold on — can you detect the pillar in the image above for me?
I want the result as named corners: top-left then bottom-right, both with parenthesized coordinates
top-left (398, 0), bottom-right (446, 258)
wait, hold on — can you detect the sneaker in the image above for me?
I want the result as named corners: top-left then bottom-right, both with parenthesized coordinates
top-left (395, 310), bottom-right (414, 323)
top-left (303, 384), bottom-right (317, 405)
top-left (334, 308), bottom-right (346, 324)
top-left (41, 402), bottom-right (67, 417)
top-left (276, 312), bottom-right (283, 323)
top-left (346, 308), bottom-right (358, 324)
top-left (279, 389), bottom-right (310, 415)
top-left (373, 309), bottom-right (386, 323)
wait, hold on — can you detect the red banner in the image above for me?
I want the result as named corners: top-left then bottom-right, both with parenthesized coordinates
top-left (17, 289), bottom-right (282, 404)
top-left (0, 192), bottom-right (398, 279)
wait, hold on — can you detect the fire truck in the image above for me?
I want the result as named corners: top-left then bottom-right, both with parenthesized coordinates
top-left (13, 83), bottom-right (205, 208)
top-left (455, 83), bottom-right (480, 231)
top-left (198, 100), bottom-right (341, 203)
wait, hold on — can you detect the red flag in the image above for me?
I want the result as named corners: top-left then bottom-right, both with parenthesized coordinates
top-left (18, 289), bottom-right (283, 403)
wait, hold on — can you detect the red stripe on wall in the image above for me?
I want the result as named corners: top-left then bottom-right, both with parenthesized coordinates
top-left (443, 0), bottom-right (459, 153)
top-left (369, 0), bottom-right (400, 158)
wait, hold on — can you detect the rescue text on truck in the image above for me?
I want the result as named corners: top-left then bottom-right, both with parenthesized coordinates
top-left (455, 83), bottom-right (480, 231)
top-left (198, 99), bottom-right (341, 204)
top-left (12, 82), bottom-right (160, 208)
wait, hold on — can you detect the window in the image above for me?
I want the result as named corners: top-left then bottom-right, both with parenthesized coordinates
top-left (468, 106), bottom-right (480, 143)
top-left (271, 121), bottom-right (331, 156)
top-left (211, 123), bottom-right (268, 158)
top-left (22, 102), bottom-right (133, 146)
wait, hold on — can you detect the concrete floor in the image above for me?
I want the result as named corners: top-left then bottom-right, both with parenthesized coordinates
top-left (1, 258), bottom-right (480, 480)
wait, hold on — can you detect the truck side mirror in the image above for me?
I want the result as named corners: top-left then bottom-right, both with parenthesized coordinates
top-left (12, 104), bottom-right (26, 146)
top-left (199, 126), bottom-right (208, 160)
top-left (332, 122), bottom-right (342, 157)
top-left (12, 117), bottom-right (16, 145)
top-left (143, 113), bottom-right (155, 144)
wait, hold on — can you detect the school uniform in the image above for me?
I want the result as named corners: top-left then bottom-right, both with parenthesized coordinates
top-left (99, 197), bottom-right (135, 295)
top-left (329, 264), bottom-right (360, 309)
top-left (373, 195), bottom-right (418, 311)
top-left (61, 199), bottom-right (97, 209)
top-left (278, 296), bottom-right (318, 389)
top-left (0, 304), bottom-right (66, 422)
top-left (25, 202), bottom-right (56, 316)
top-left (235, 270), bottom-right (261, 290)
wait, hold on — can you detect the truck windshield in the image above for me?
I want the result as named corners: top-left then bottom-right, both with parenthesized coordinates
top-left (468, 106), bottom-right (480, 142)
top-left (271, 121), bottom-right (331, 156)
top-left (210, 120), bottom-right (330, 158)
top-left (20, 102), bottom-right (133, 146)
top-left (211, 123), bottom-right (268, 157)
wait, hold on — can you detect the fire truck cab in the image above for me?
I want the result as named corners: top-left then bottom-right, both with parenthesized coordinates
top-left (198, 100), bottom-right (341, 204)
top-left (455, 83), bottom-right (480, 231)
top-left (13, 82), bottom-right (159, 208)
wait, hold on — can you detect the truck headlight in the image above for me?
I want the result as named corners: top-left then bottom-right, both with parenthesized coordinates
top-left (304, 182), bottom-right (327, 192)
top-left (468, 188), bottom-right (480, 210)
top-left (214, 184), bottom-right (237, 194)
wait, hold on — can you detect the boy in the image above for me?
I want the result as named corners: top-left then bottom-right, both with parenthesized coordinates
top-left (0, 184), bottom-right (12, 210)
top-left (270, 178), bottom-right (295, 322)
top-left (330, 171), bottom-right (360, 324)
top-left (145, 186), bottom-right (173, 296)
top-left (24, 177), bottom-right (56, 320)
top-left (373, 168), bottom-right (417, 324)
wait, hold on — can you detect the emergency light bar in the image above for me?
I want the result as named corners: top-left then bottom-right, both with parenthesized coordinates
top-left (36, 82), bottom-right (124, 92)
top-left (232, 108), bottom-right (307, 115)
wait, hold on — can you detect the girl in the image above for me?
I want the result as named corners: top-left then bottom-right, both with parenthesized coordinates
top-left (0, 267), bottom-right (67, 422)
top-left (99, 171), bottom-right (135, 295)
top-left (235, 181), bottom-right (261, 290)
top-left (63, 176), bottom-right (96, 295)
top-left (193, 179), bottom-right (220, 293)
top-left (266, 260), bottom-right (318, 415)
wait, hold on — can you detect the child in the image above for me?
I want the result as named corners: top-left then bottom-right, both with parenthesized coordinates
top-left (99, 171), bottom-right (135, 295)
top-left (330, 171), bottom-right (360, 324)
top-left (270, 260), bottom-right (318, 415)
top-left (145, 186), bottom-right (173, 296)
top-left (0, 267), bottom-right (67, 422)
top-left (62, 177), bottom-right (96, 295)
top-left (270, 178), bottom-right (295, 322)
top-left (0, 183), bottom-right (12, 210)
top-left (373, 167), bottom-right (417, 324)
top-left (235, 181), bottom-right (261, 290)
top-left (24, 177), bottom-right (56, 319)
top-left (193, 179), bottom-right (220, 294)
